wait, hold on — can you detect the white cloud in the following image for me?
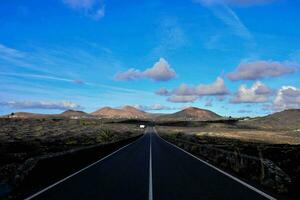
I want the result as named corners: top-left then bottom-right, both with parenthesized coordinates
top-left (255, 83), bottom-right (273, 95)
top-left (227, 60), bottom-right (298, 81)
top-left (167, 95), bottom-right (198, 103)
top-left (114, 58), bottom-right (176, 81)
top-left (0, 44), bottom-right (42, 72)
top-left (144, 58), bottom-right (176, 81)
top-left (199, 0), bottom-right (275, 6)
top-left (273, 86), bottom-right (300, 111)
top-left (196, 77), bottom-right (229, 95)
top-left (180, 104), bottom-right (194, 110)
top-left (173, 84), bottom-right (196, 96)
top-left (63, 0), bottom-right (95, 9)
top-left (231, 81), bottom-right (272, 103)
top-left (0, 101), bottom-right (82, 110)
top-left (114, 68), bottom-right (143, 81)
top-left (133, 104), bottom-right (177, 111)
top-left (0, 72), bottom-right (75, 83)
top-left (171, 77), bottom-right (228, 96)
top-left (155, 88), bottom-right (171, 96)
top-left (157, 77), bottom-right (229, 103)
top-left (0, 44), bottom-right (24, 58)
top-left (195, 0), bottom-right (253, 41)
top-left (93, 5), bottom-right (105, 20)
top-left (63, 0), bottom-right (105, 20)
top-left (0, 44), bottom-right (157, 107)
top-left (0, 72), bottom-right (153, 95)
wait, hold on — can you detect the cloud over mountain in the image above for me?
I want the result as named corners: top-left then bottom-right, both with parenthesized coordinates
top-left (230, 81), bottom-right (272, 103)
top-left (173, 84), bottom-right (196, 96)
top-left (167, 95), bottom-right (198, 103)
top-left (173, 77), bottom-right (229, 96)
top-left (196, 77), bottom-right (229, 95)
top-left (133, 104), bottom-right (177, 111)
top-left (273, 86), bottom-right (300, 111)
top-left (114, 58), bottom-right (176, 81)
top-left (227, 60), bottom-right (298, 81)
top-left (158, 77), bottom-right (229, 103)
top-left (0, 101), bottom-right (82, 110)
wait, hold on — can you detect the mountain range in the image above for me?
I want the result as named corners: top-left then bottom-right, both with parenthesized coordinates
top-left (3, 106), bottom-right (300, 127)
top-left (4, 106), bottom-right (221, 121)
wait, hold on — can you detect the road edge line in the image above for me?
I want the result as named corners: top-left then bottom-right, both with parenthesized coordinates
top-left (24, 133), bottom-right (147, 200)
top-left (153, 127), bottom-right (276, 200)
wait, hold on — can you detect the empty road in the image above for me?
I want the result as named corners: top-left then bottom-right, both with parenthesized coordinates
top-left (26, 127), bottom-right (275, 200)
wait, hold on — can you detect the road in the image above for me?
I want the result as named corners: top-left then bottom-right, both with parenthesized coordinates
top-left (26, 127), bottom-right (275, 200)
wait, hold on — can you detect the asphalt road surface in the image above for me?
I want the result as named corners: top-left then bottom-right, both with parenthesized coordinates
top-left (26, 127), bottom-right (275, 200)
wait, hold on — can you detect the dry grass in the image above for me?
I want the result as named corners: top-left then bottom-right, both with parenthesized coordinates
top-left (156, 126), bottom-right (300, 145)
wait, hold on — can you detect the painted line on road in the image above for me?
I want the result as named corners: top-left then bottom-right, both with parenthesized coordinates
top-left (148, 129), bottom-right (153, 200)
top-left (24, 133), bottom-right (147, 200)
top-left (153, 127), bottom-right (276, 200)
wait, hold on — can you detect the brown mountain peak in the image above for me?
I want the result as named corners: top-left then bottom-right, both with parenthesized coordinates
top-left (91, 105), bottom-right (149, 119)
top-left (157, 106), bottom-right (221, 121)
top-left (183, 106), bottom-right (202, 111)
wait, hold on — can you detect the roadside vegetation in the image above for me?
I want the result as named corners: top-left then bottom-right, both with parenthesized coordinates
top-left (0, 118), bottom-right (143, 199)
top-left (157, 126), bottom-right (300, 200)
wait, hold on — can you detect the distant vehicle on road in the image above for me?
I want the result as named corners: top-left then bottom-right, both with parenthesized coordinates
top-left (139, 124), bottom-right (146, 129)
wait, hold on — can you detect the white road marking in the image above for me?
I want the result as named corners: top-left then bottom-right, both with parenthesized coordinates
top-left (148, 128), bottom-right (153, 200)
top-left (153, 127), bottom-right (277, 200)
top-left (24, 134), bottom-right (147, 200)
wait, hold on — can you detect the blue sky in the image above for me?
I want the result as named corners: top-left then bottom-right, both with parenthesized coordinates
top-left (1, 0), bottom-right (300, 116)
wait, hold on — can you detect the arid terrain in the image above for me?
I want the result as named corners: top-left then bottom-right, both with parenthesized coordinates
top-left (0, 116), bottom-right (143, 199)
top-left (155, 109), bottom-right (300, 200)
top-left (1, 106), bottom-right (300, 199)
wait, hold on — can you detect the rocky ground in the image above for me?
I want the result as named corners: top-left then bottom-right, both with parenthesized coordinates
top-left (157, 125), bottom-right (300, 200)
top-left (156, 124), bottom-right (300, 145)
top-left (0, 118), bottom-right (143, 199)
